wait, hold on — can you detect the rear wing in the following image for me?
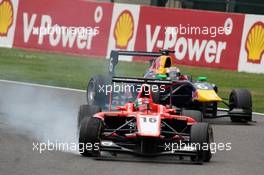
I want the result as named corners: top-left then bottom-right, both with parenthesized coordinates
top-left (112, 76), bottom-right (172, 85)
top-left (108, 50), bottom-right (174, 76)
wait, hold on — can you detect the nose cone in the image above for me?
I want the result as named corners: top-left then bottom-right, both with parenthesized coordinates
top-left (136, 114), bottom-right (161, 137)
top-left (195, 89), bottom-right (222, 102)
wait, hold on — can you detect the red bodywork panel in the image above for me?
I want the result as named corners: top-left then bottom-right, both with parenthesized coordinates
top-left (93, 102), bottom-right (196, 137)
top-left (94, 84), bottom-right (196, 138)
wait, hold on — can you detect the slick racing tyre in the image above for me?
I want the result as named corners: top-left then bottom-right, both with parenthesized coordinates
top-left (190, 123), bottom-right (213, 162)
top-left (229, 89), bottom-right (252, 122)
top-left (79, 117), bottom-right (103, 157)
top-left (182, 109), bottom-right (203, 122)
top-left (77, 105), bottom-right (101, 129)
top-left (87, 75), bottom-right (111, 109)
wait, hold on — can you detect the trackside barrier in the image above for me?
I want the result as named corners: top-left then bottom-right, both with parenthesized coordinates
top-left (0, 0), bottom-right (263, 73)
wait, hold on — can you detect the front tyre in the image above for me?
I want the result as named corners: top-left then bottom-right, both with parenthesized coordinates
top-left (77, 104), bottom-right (101, 129)
top-left (190, 123), bottom-right (213, 162)
top-left (182, 109), bottom-right (203, 122)
top-left (229, 89), bottom-right (252, 122)
top-left (79, 117), bottom-right (103, 157)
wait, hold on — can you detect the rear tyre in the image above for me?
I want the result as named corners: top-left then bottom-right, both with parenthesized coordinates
top-left (77, 105), bottom-right (101, 128)
top-left (229, 89), bottom-right (252, 122)
top-left (182, 110), bottom-right (203, 122)
top-left (190, 123), bottom-right (213, 162)
top-left (79, 117), bottom-right (103, 157)
top-left (87, 75), bottom-right (111, 109)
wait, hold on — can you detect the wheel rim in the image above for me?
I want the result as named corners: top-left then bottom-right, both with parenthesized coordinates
top-left (208, 126), bottom-right (214, 144)
top-left (229, 93), bottom-right (236, 110)
top-left (87, 80), bottom-right (95, 104)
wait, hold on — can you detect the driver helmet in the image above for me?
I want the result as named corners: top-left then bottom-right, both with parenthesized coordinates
top-left (135, 97), bottom-right (151, 112)
top-left (166, 67), bottom-right (180, 80)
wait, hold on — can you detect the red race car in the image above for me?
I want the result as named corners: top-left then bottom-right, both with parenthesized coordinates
top-left (78, 77), bottom-right (214, 163)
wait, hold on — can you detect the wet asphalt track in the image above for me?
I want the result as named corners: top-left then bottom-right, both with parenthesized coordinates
top-left (0, 80), bottom-right (264, 175)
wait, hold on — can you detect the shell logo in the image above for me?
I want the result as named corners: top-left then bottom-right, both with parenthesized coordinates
top-left (245, 22), bottom-right (264, 64)
top-left (0, 0), bottom-right (13, 37)
top-left (114, 10), bottom-right (134, 49)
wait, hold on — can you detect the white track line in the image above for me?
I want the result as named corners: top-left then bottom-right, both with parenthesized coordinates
top-left (218, 108), bottom-right (264, 116)
top-left (251, 112), bottom-right (264, 116)
top-left (0, 79), bottom-right (85, 92)
top-left (0, 79), bottom-right (263, 116)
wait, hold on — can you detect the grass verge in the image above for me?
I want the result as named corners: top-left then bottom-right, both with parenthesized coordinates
top-left (0, 47), bottom-right (263, 113)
